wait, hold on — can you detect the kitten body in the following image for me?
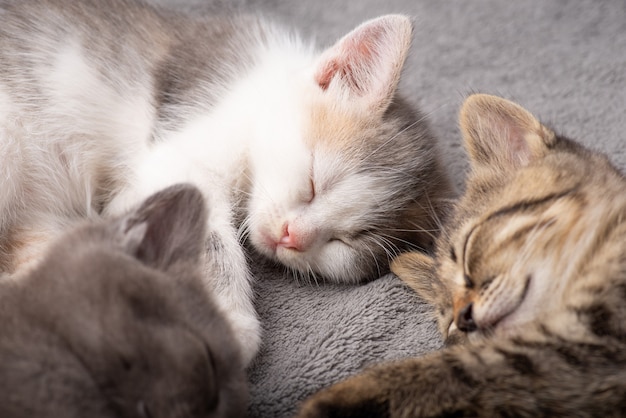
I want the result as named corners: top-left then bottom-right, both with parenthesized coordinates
top-left (298, 95), bottom-right (626, 417)
top-left (0, 185), bottom-right (247, 418)
top-left (0, 0), bottom-right (450, 364)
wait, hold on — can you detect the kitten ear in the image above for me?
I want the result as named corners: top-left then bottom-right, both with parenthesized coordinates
top-left (460, 94), bottom-right (557, 171)
top-left (118, 184), bottom-right (207, 272)
top-left (392, 252), bottom-right (458, 343)
top-left (392, 252), bottom-right (441, 307)
top-left (314, 15), bottom-right (413, 114)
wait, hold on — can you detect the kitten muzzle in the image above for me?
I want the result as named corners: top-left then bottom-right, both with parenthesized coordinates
top-left (456, 302), bottom-right (478, 333)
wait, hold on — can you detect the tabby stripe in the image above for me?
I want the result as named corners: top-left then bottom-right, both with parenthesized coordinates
top-left (515, 337), bottom-right (586, 369)
top-left (487, 219), bottom-right (555, 261)
top-left (618, 283), bottom-right (626, 302)
top-left (563, 202), bottom-right (626, 291)
top-left (574, 303), bottom-right (626, 343)
top-left (513, 336), bottom-right (625, 367)
top-left (469, 349), bottom-right (487, 367)
top-left (442, 352), bottom-right (481, 387)
top-left (484, 188), bottom-right (578, 223)
top-left (461, 188), bottom-right (577, 277)
top-left (495, 348), bottom-right (537, 376)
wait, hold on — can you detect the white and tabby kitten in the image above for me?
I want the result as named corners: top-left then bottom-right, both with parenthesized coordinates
top-left (0, 0), bottom-right (451, 364)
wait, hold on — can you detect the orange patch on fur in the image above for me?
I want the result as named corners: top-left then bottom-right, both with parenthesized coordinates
top-left (304, 98), bottom-right (375, 152)
top-left (2, 228), bottom-right (55, 275)
top-left (452, 290), bottom-right (476, 323)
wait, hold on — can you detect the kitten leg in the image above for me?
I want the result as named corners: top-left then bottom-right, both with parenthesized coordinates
top-left (297, 338), bottom-right (626, 417)
top-left (297, 371), bottom-right (389, 418)
top-left (297, 353), bottom-right (494, 418)
top-left (201, 192), bottom-right (262, 367)
top-left (178, 184), bottom-right (262, 366)
top-left (296, 353), bottom-right (480, 418)
top-left (106, 151), bottom-right (261, 366)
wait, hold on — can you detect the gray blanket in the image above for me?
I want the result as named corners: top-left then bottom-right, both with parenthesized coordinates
top-left (159, 0), bottom-right (626, 416)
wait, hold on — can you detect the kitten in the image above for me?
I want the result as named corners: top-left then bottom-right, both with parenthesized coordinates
top-left (0, 184), bottom-right (247, 418)
top-left (296, 94), bottom-right (626, 417)
top-left (0, 0), bottom-right (450, 364)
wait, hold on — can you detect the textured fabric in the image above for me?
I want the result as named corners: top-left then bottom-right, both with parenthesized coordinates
top-left (246, 256), bottom-right (441, 417)
top-left (156, 0), bottom-right (626, 416)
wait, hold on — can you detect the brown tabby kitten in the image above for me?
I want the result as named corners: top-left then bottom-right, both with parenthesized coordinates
top-left (296, 94), bottom-right (626, 417)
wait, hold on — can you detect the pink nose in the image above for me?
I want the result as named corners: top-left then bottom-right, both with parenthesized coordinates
top-left (277, 223), bottom-right (302, 251)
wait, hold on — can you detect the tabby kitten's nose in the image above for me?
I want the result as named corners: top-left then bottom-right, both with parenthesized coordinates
top-left (456, 302), bottom-right (477, 332)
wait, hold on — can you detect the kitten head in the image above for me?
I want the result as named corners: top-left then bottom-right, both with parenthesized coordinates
top-left (247, 15), bottom-right (451, 284)
top-left (0, 185), bottom-right (247, 417)
top-left (394, 94), bottom-right (625, 341)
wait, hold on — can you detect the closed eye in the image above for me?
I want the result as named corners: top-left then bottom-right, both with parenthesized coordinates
top-left (463, 274), bottom-right (474, 289)
top-left (329, 237), bottom-right (348, 245)
top-left (329, 234), bottom-right (360, 249)
top-left (480, 276), bottom-right (496, 292)
top-left (329, 228), bottom-right (374, 248)
top-left (308, 178), bottom-right (316, 203)
top-left (351, 230), bottom-right (371, 239)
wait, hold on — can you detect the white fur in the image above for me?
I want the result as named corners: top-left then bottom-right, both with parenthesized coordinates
top-left (1, 10), bottom-right (415, 365)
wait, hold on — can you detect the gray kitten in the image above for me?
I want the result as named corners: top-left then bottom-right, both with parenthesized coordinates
top-left (0, 185), bottom-right (247, 418)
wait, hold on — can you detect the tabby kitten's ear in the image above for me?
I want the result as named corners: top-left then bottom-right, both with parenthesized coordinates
top-left (460, 94), bottom-right (557, 172)
top-left (391, 252), bottom-right (438, 305)
top-left (392, 253), bottom-right (460, 343)
top-left (314, 15), bottom-right (413, 115)
top-left (117, 184), bottom-right (207, 273)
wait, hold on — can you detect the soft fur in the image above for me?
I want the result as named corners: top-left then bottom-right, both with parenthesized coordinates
top-left (0, 0), bottom-right (450, 364)
top-left (297, 94), bottom-right (626, 417)
top-left (0, 184), bottom-right (247, 418)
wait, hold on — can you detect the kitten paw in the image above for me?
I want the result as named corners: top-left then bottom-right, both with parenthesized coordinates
top-left (297, 374), bottom-right (388, 418)
top-left (226, 310), bottom-right (262, 367)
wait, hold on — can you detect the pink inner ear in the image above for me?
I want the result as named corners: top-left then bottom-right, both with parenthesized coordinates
top-left (314, 24), bottom-right (385, 95)
top-left (472, 112), bottom-right (536, 169)
top-left (493, 114), bottom-right (534, 166)
top-left (315, 61), bottom-right (339, 91)
top-left (507, 125), bottom-right (532, 165)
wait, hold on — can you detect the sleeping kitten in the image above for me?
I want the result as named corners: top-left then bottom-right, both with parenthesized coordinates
top-left (0, 0), bottom-right (450, 364)
top-left (297, 94), bottom-right (626, 417)
top-left (0, 184), bottom-right (247, 418)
